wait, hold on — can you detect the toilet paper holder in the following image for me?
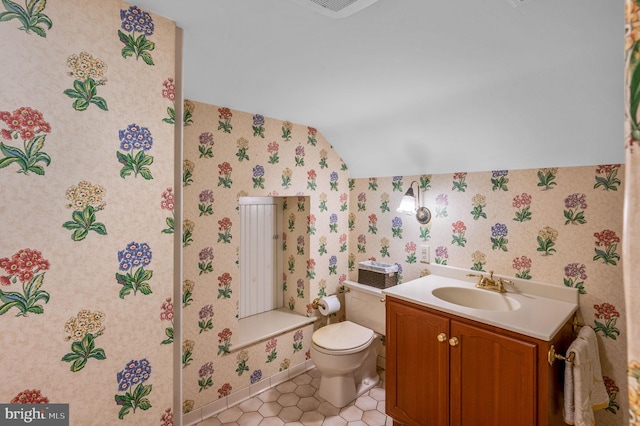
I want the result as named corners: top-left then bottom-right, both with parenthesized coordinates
top-left (312, 294), bottom-right (386, 309)
top-left (312, 296), bottom-right (335, 310)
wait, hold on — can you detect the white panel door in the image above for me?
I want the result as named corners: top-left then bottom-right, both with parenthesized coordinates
top-left (239, 197), bottom-right (283, 318)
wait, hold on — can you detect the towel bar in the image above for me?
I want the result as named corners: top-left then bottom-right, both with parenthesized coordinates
top-left (571, 316), bottom-right (585, 334)
top-left (548, 344), bottom-right (575, 366)
top-left (547, 316), bottom-right (586, 366)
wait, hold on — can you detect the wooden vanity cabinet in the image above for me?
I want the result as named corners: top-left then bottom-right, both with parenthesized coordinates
top-left (385, 296), bottom-right (572, 426)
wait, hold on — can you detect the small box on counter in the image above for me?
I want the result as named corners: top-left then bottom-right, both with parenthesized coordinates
top-left (357, 261), bottom-right (398, 289)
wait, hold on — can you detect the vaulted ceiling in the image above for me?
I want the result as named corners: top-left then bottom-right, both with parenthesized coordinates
top-left (132, 0), bottom-right (625, 178)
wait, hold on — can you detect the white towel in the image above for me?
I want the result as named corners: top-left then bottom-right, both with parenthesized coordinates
top-left (563, 326), bottom-right (609, 425)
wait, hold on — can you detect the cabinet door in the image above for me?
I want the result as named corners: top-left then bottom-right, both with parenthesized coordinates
top-left (449, 321), bottom-right (537, 426)
top-left (386, 298), bottom-right (449, 426)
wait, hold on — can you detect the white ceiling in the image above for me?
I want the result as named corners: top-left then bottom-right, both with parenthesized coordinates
top-left (131, 0), bottom-right (625, 178)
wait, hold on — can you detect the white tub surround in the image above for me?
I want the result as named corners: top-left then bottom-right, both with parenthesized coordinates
top-left (234, 308), bottom-right (317, 352)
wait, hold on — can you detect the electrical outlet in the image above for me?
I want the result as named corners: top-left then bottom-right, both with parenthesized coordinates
top-left (420, 245), bottom-right (430, 264)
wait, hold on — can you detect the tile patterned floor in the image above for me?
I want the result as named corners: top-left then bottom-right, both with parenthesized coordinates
top-left (197, 368), bottom-right (392, 426)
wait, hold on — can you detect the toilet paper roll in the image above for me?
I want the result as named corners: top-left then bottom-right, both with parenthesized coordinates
top-left (317, 295), bottom-right (340, 316)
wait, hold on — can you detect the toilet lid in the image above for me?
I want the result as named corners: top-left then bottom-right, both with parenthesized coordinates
top-left (312, 321), bottom-right (374, 352)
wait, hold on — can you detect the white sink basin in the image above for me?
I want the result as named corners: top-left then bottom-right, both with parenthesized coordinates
top-left (431, 286), bottom-right (521, 312)
top-left (382, 270), bottom-right (580, 340)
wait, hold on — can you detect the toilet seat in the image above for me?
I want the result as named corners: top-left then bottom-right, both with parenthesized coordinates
top-left (312, 321), bottom-right (375, 355)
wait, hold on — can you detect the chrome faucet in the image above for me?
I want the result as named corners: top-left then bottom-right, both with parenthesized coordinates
top-left (466, 270), bottom-right (513, 293)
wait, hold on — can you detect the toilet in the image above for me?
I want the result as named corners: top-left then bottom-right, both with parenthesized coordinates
top-left (310, 281), bottom-right (386, 408)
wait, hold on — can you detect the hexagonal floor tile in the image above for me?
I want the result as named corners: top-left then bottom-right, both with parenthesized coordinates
top-left (369, 387), bottom-right (385, 402)
top-left (275, 381), bottom-right (297, 394)
top-left (237, 411), bottom-right (263, 426)
top-left (207, 368), bottom-right (390, 426)
top-left (310, 377), bottom-right (321, 389)
top-left (258, 388), bottom-right (281, 403)
top-left (307, 368), bottom-right (322, 378)
top-left (259, 417), bottom-right (285, 426)
top-left (362, 409), bottom-right (388, 425)
top-left (296, 396), bottom-right (320, 412)
top-left (292, 373), bottom-right (313, 386)
top-left (317, 401), bottom-right (340, 417)
top-left (277, 392), bottom-right (300, 407)
top-left (239, 397), bottom-right (263, 412)
top-left (299, 410), bottom-right (324, 426)
top-left (321, 415), bottom-right (348, 426)
top-left (258, 401), bottom-right (283, 418)
top-left (278, 406), bottom-right (303, 423)
top-left (355, 395), bottom-right (378, 411)
top-left (339, 405), bottom-right (363, 422)
top-left (294, 384), bottom-right (316, 398)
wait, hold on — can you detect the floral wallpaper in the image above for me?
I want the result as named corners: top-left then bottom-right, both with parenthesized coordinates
top-left (626, 1), bottom-right (640, 425)
top-left (348, 166), bottom-right (627, 425)
top-left (181, 102), bottom-right (351, 415)
top-left (1, 1), bottom-right (631, 425)
top-left (0, 1), bottom-right (176, 424)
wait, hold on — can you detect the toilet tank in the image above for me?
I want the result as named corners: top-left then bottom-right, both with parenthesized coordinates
top-left (344, 280), bottom-right (386, 335)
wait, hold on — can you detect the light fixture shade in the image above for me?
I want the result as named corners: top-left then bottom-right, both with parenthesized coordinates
top-left (396, 194), bottom-right (416, 215)
top-left (395, 181), bottom-right (432, 224)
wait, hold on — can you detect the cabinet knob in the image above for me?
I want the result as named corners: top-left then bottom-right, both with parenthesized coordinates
top-left (437, 333), bottom-right (447, 342)
top-left (449, 337), bottom-right (459, 347)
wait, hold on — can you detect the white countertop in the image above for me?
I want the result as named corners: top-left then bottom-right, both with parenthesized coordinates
top-left (382, 270), bottom-right (579, 341)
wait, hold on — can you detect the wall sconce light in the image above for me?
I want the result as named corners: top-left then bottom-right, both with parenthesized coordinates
top-left (396, 180), bottom-right (432, 224)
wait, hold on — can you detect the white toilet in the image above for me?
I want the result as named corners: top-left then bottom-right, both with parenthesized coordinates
top-left (310, 281), bottom-right (386, 408)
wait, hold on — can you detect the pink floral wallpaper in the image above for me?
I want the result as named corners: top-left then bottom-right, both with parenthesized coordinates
top-left (181, 101), bottom-right (351, 415)
top-left (0, 1), bottom-right (176, 424)
top-left (348, 166), bottom-right (627, 425)
top-left (180, 96), bottom-right (628, 424)
top-left (1, 1), bottom-right (631, 425)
